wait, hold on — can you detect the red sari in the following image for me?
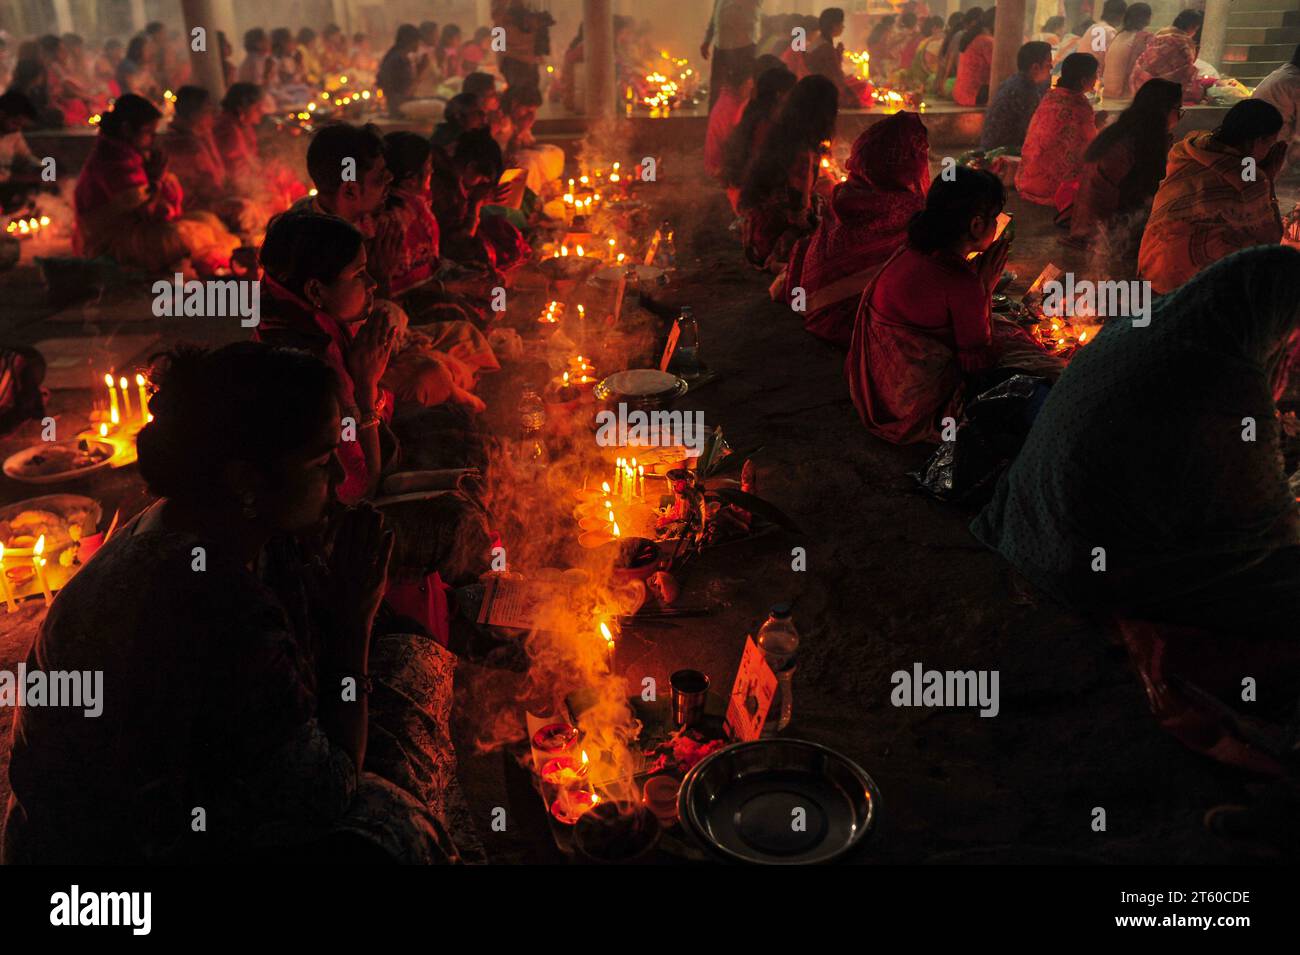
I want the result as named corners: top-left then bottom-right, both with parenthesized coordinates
top-left (779, 112), bottom-right (929, 346)
top-left (73, 134), bottom-right (238, 272)
top-left (1015, 86), bottom-right (1097, 207)
top-left (846, 246), bottom-right (989, 443)
top-left (952, 34), bottom-right (993, 106)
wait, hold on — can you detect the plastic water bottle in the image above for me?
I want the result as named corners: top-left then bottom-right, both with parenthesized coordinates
top-left (670, 306), bottom-right (702, 379)
top-left (757, 604), bottom-right (799, 735)
top-left (518, 385), bottom-right (547, 471)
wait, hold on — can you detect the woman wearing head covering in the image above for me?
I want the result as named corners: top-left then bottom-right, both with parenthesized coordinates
top-left (1138, 99), bottom-right (1287, 294)
top-left (1130, 9), bottom-right (1204, 104)
top-left (971, 246), bottom-right (1300, 768)
top-left (73, 94), bottom-right (239, 273)
top-left (777, 111), bottom-right (929, 346)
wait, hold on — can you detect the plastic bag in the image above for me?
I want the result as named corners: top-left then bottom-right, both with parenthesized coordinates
top-left (910, 373), bottom-right (1050, 503)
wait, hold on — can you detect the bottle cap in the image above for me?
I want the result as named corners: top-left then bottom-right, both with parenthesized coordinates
top-left (770, 603), bottom-right (791, 618)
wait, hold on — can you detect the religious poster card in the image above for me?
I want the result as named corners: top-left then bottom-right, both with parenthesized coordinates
top-left (659, 320), bottom-right (681, 372)
top-left (476, 576), bottom-right (548, 630)
top-left (724, 636), bottom-right (778, 742)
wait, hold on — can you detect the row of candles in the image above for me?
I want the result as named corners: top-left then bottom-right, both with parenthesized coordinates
top-left (101, 373), bottom-right (151, 434)
top-left (6, 214), bottom-right (51, 238)
top-left (0, 535), bottom-right (54, 611)
top-left (550, 240), bottom-right (627, 265)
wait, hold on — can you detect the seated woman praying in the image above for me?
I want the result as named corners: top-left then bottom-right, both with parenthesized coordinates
top-left (952, 7), bottom-right (996, 107)
top-left (1015, 52), bottom-right (1100, 209)
top-left (430, 129), bottom-right (530, 275)
top-left (72, 94), bottom-right (239, 274)
top-left (1138, 99), bottom-right (1287, 294)
top-left (737, 74), bottom-right (840, 273)
top-left (719, 63), bottom-right (796, 215)
top-left (2, 343), bottom-right (465, 864)
top-left (381, 132), bottom-right (499, 365)
top-left (1066, 78), bottom-right (1183, 273)
top-left (971, 246), bottom-right (1300, 772)
top-left (846, 167), bottom-right (1062, 445)
top-left (293, 124), bottom-right (497, 391)
top-left (256, 214), bottom-right (485, 492)
top-left (1130, 10), bottom-right (1205, 105)
top-left (212, 82), bottom-right (307, 221)
top-left (777, 111), bottom-right (930, 347)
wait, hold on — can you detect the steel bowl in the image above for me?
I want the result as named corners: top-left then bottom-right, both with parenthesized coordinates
top-left (678, 739), bottom-right (879, 864)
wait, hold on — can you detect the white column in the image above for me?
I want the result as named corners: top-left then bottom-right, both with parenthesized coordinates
top-left (211, 0), bottom-right (238, 45)
top-left (583, 0), bottom-right (616, 120)
top-left (181, 0), bottom-right (227, 99)
top-left (128, 0), bottom-right (148, 32)
top-left (331, 0), bottom-right (352, 33)
top-left (1198, 0), bottom-right (1231, 72)
top-left (50, 0), bottom-right (74, 34)
top-left (988, 0), bottom-right (1028, 102)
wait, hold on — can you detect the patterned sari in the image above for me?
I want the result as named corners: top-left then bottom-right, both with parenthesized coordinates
top-left (1130, 28), bottom-right (1203, 104)
top-left (778, 112), bottom-right (929, 346)
top-left (1137, 131), bottom-right (1284, 294)
top-left (1014, 86), bottom-right (1097, 207)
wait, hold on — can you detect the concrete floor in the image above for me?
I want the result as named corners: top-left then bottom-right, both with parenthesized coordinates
top-left (0, 138), bottom-right (1296, 864)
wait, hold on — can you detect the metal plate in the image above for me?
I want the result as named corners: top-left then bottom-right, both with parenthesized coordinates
top-left (678, 739), bottom-right (879, 864)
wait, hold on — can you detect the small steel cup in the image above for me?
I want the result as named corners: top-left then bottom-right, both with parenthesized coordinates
top-left (670, 669), bottom-right (710, 728)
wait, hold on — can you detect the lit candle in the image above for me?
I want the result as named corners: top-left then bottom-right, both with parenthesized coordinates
top-left (599, 621), bottom-right (616, 673)
top-left (135, 374), bottom-right (149, 422)
top-left (119, 376), bottom-right (133, 420)
top-left (104, 374), bottom-right (119, 426)
top-left (32, 534), bottom-right (51, 607)
top-left (0, 543), bottom-right (16, 613)
top-left (638, 465), bottom-right (645, 499)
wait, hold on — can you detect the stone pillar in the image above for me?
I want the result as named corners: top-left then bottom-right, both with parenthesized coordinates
top-left (331, 0), bottom-right (353, 33)
top-left (583, 0), bottom-right (616, 120)
top-left (181, 0), bottom-right (227, 100)
top-left (1198, 0), bottom-right (1231, 72)
top-left (211, 0), bottom-right (238, 46)
top-left (128, 0), bottom-right (147, 32)
top-left (988, 0), bottom-right (1028, 102)
top-left (50, 0), bottom-right (74, 34)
